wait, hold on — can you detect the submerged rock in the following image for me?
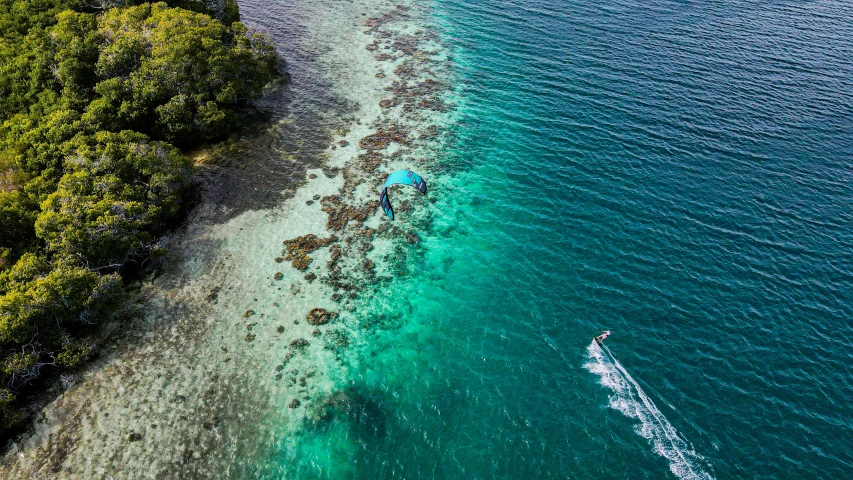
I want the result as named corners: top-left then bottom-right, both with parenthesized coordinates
top-left (325, 329), bottom-right (350, 349)
top-left (358, 123), bottom-right (408, 150)
top-left (244, 310), bottom-right (255, 318)
top-left (289, 399), bottom-right (300, 409)
top-left (306, 308), bottom-right (337, 326)
top-left (206, 286), bottom-right (221, 303)
top-left (274, 272), bottom-right (284, 280)
top-left (128, 432), bottom-right (143, 442)
top-left (357, 150), bottom-right (384, 172)
top-left (320, 196), bottom-right (374, 231)
top-left (282, 234), bottom-right (337, 270)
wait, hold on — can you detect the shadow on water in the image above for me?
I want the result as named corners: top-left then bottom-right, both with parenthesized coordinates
top-left (184, 58), bottom-right (352, 227)
top-left (263, 385), bottom-right (391, 479)
top-left (308, 386), bottom-right (389, 439)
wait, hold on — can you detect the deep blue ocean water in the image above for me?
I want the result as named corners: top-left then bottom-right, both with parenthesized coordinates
top-left (280, 0), bottom-right (853, 478)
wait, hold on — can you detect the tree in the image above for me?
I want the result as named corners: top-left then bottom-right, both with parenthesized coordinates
top-left (0, 109), bottom-right (87, 192)
top-left (0, 191), bottom-right (38, 266)
top-left (52, 10), bottom-right (100, 110)
top-left (84, 3), bottom-right (278, 145)
top-left (0, 388), bottom-right (21, 430)
top-left (35, 131), bottom-right (192, 269)
top-left (0, 255), bottom-right (122, 388)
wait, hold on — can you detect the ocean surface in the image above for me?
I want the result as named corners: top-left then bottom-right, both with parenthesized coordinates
top-left (254, 0), bottom-right (853, 478)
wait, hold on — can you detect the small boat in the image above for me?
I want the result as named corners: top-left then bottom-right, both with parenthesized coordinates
top-left (594, 330), bottom-right (611, 345)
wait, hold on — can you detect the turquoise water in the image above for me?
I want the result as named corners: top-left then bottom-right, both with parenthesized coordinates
top-left (280, 0), bottom-right (852, 478)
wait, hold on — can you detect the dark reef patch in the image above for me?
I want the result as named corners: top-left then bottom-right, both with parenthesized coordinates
top-left (307, 387), bottom-right (387, 439)
top-left (282, 234), bottom-right (337, 270)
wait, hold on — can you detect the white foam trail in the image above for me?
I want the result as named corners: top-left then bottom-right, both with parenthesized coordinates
top-left (584, 341), bottom-right (714, 480)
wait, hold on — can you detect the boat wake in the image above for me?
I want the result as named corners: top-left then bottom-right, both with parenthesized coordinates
top-left (584, 341), bottom-right (715, 480)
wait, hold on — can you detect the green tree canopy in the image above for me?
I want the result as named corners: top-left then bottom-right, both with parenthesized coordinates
top-left (85, 3), bottom-right (277, 145)
top-left (35, 131), bottom-right (192, 268)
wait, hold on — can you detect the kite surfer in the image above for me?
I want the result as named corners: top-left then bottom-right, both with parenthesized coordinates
top-left (594, 330), bottom-right (611, 345)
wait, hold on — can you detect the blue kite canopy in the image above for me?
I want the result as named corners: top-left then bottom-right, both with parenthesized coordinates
top-left (379, 170), bottom-right (427, 220)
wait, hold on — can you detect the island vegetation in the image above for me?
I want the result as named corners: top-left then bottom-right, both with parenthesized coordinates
top-left (0, 0), bottom-right (278, 434)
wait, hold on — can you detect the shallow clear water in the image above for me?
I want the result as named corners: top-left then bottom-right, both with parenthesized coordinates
top-left (275, 0), bottom-right (853, 478)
